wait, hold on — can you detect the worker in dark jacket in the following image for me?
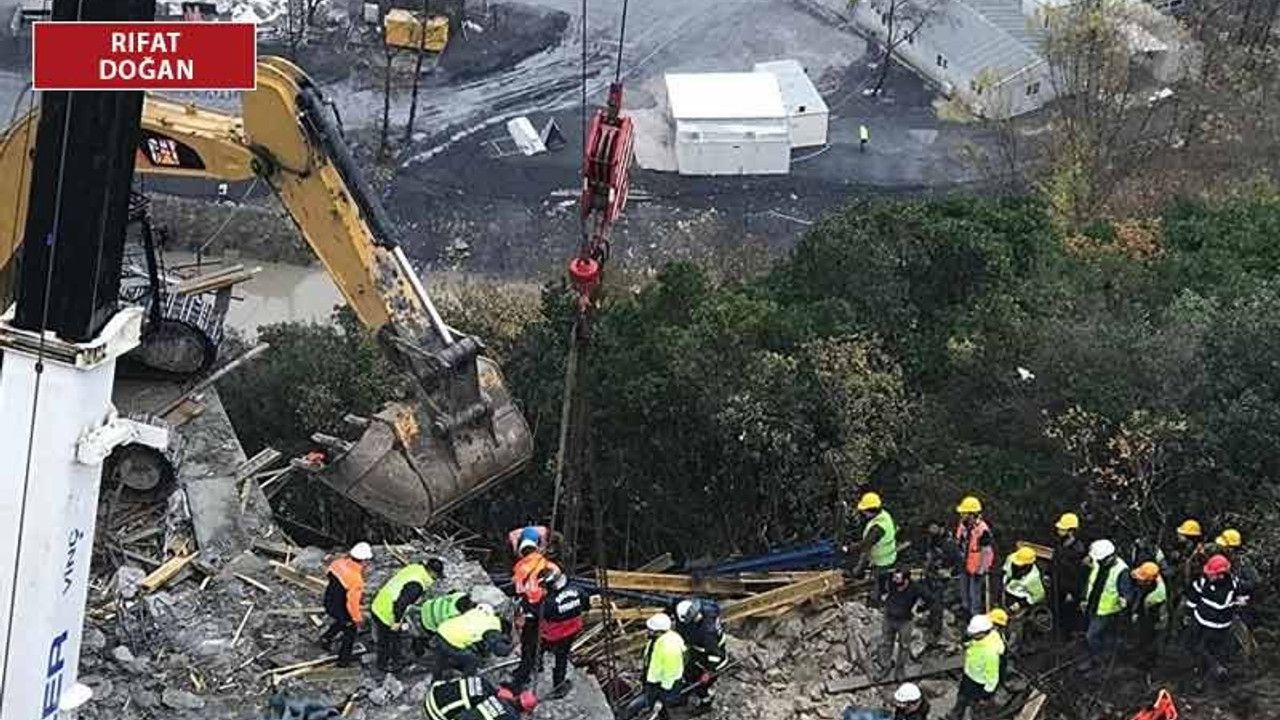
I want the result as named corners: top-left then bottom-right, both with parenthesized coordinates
top-left (1128, 562), bottom-right (1169, 669)
top-left (880, 570), bottom-right (933, 681)
top-left (1185, 554), bottom-right (1239, 686)
top-left (319, 542), bottom-right (373, 666)
top-left (512, 566), bottom-right (589, 697)
top-left (371, 558), bottom-right (444, 672)
top-left (922, 520), bottom-right (955, 645)
top-left (891, 682), bottom-right (930, 720)
top-left (1050, 513), bottom-right (1087, 638)
top-left (675, 598), bottom-right (728, 711)
top-left (423, 676), bottom-right (537, 720)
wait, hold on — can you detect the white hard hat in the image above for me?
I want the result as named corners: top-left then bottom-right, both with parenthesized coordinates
top-left (1089, 539), bottom-right (1116, 562)
top-left (646, 613), bottom-right (672, 633)
top-left (966, 614), bottom-right (993, 636)
top-left (517, 536), bottom-right (538, 553)
top-left (893, 682), bottom-right (922, 705)
top-left (675, 600), bottom-right (698, 624)
top-left (350, 542), bottom-right (373, 561)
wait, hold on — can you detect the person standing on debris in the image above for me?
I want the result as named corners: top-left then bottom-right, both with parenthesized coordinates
top-left (1128, 562), bottom-right (1168, 670)
top-left (948, 614), bottom-right (1001, 720)
top-left (509, 526), bottom-right (553, 694)
top-left (1210, 529), bottom-right (1259, 603)
top-left (675, 598), bottom-right (729, 712)
top-left (847, 492), bottom-right (898, 604)
top-left (986, 609), bottom-right (1009, 681)
top-left (891, 682), bottom-right (930, 720)
top-left (1080, 539), bottom-right (1130, 668)
top-left (319, 542), bottom-right (373, 666)
top-left (1168, 518), bottom-right (1206, 634)
top-left (954, 496), bottom-right (994, 620)
top-left (1185, 554), bottom-right (1239, 688)
top-left (1050, 512), bottom-right (1087, 638)
top-left (879, 569), bottom-right (933, 681)
top-left (640, 613), bottom-right (687, 720)
top-left (512, 566), bottom-right (589, 698)
top-left (1001, 547), bottom-right (1045, 647)
top-left (423, 676), bottom-right (538, 720)
top-left (434, 603), bottom-right (510, 678)
top-left (923, 520), bottom-right (955, 646)
top-left (372, 557), bottom-right (445, 672)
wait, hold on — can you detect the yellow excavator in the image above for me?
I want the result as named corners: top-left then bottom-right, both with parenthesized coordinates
top-left (0, 57), bottom-right (532, 526)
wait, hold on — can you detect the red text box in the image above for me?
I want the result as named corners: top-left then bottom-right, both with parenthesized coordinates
top-left (33, 22), bottom-right (256, 91)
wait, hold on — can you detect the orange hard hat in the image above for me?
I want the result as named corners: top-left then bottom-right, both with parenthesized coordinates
top-left (1131, 562), bottom-right (1161, 582)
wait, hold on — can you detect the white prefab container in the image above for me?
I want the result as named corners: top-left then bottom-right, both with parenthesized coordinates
top-left (665, 73), bottom-right (791, 176)
top-left (753, 60), bottom-right (829, 148)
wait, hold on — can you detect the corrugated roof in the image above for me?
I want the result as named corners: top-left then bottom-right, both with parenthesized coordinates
top-left (930, 0), bottom-right (1047, 82)
top-left (753, 60), bottom-right (830, 117)
top-left (665, 73), bottom-right (788, 121)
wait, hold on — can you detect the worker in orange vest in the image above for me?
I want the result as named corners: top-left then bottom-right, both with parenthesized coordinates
top-left (319, 542), bottom-right (373, 666)
top-left (954, 496), bottom-right (995, 621)
top-left (509, 525), bottom-right (552, 690)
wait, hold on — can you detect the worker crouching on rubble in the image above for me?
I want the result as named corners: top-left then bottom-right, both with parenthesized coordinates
top-left (948, 614), bottom-right (1001, 720)
top-left (892, 682), bottom-right (930, 720)
top-left (434, 603), bottom-right (512, 678)
top-left (675, 598), bottom-right (728, 713)
top-left (423, 675), bottom-right (538, 720)
top-left (372, 557), bottom-right (445, 672)
top-left (319, 542), bottom-right (373, 667)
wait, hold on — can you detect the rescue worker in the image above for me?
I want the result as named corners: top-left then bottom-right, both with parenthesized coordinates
top-left (512, 566), bottom-right (589, 697)
top-left (319, 542), bottom-right (373, 666)
top-left (891, 682), bottom-right (930, 720)
top-left (1050, 512), bottom-right (1088, 637)
top-left (1211, 529), bottom-right (1260, 602)
top-left (674, 598), bottom-right (728, 712)
top-left (948, 614), bottom-right (1001, 720)
top-left (1168, 518), bottom-right (1206, 633)
top-left (1185, 554), bottom-right (1239, 687)
top-left (879, 569), bottom-right (933, 681)
top-left (922, 520), bottom-right (955, 645)
top-left (1080, 539), bottom-right (1131, 668)
top-left (987, 609), bottom-right (1009, 680)
top-left (509, 527), bottom-right (553, 694)
top-left (1128, 562), bottom-right (1168, 669)
top-left (434, 604), bottom-right (510, 678)
top-left (422, 676), bottom-right (538, 720)
top-left (642, 613), bottom-right (686, 720)
top-left (1129, 537), bottom-right (1171, 580)
top-left (847, 492), bottom-right (898, 604)
top-left (411, 593), bottom-right (475, 658)
top-left (954, 496), bottom-right (994, 620)
top-left (371, 557), bottom-right (445, 672)
top-left (1001, 546), bottom-right (1046, 646)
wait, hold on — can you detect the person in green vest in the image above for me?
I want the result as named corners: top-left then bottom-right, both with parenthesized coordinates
top-left (371, 557), bottom-right (444, 672)
top-left (1128, 562), bottom-right (1168, 670)
top-left (947, 614), bottom-right (1001, 720)
top-left (630, 613), bottom-right (687, 720)
top-left (1001, 546), bottom-right (1045, 647)
top-left (409, 592), bottom-right (476, 658)
top-left (434, 603), bottom-right (511, 679)
top-left (1079, 539), bottom-right (1131, 669)
top-left (848, 491), bottom-right (897, 604)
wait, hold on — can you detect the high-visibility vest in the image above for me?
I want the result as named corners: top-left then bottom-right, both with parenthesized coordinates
top-left (327, 556), bottom-right (365, 623)
top-left (512, 552), bottom-right (550, 605)
top-left (644, 630), bottom-right (686, 690)
top-left (371, 564), bottom-right (434, 626)
top-left (1002, 557), bottom-right (1046, 605)
top-left (420, 592), bottom-right (467, 633)
top-left (438, 608), bottom-right (501, 650)
top-left (1140, 578), bottom-right (1169, 629)
top-left (963, 633), bottom-right (1001, 693)
top-left (864, 510), bottom-right (898, 568)
top-left (424, 677), bottom-right (490, 720)
top-left (956, 519), bottom-right (994, 575)
top-left (1086, 558), bottom-right (1128, 617)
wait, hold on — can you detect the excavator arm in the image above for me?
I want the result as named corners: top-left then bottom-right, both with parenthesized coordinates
top-left (0, 57), bottom-right (533, 526)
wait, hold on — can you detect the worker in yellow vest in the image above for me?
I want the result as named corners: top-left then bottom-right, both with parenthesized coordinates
top-left (1002, 546), bottom-right (1045, 647)
top-left (947, 614), bottom-right (1001, 720)
top-left (1080, 539), bottom-right (1131, 669)
top-left (848, 491), bottom-right (898, 604)
top-left (636, 613), bottom-right (687, 720)
top-left (371, 557), bottom-right (444, 671)
top-left (434, 604), bottom-right (511, 679)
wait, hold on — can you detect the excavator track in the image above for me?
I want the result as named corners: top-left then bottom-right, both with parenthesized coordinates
top-left (124, 292), bottom-right (225, 377)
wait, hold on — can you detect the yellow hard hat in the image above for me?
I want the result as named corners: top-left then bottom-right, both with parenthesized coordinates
top-left (1131, 561), bottom-right (1161, 582)
top-left (1011, 547), bottom-right (1037, 567)
top-left (856, 492), bottom-right (883, 512)
top-left (1055, 513), bottom-right (1080, 532)
top-left (1216, 528), bottom-right (1242, 548)
top-left (988, 608), bottom-right (1009, 627)
top-left (1176, 519), bottom-right (1202, 538)
top-left (956, 496), bottom-right (983, 514)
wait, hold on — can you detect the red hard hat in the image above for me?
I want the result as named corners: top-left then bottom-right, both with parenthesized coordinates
top-left (1204, 554), bottom-right (1231, 576)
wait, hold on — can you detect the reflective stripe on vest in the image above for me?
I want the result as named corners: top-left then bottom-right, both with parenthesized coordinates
top-left (1002, 557), bottom-right (1046, 605)
top-left (1146, 578), bottom-right (1167, 608)
top-left (371, 564), bottom-right (433, 626)
top-left (1087, 558), bottom-right (1128, 616)
top-left (964, 633), bottom-right (1001, 692)
top-left (956, 519), bottom-right (993, 575)
top-left (865, 510), bottom-right (898, 568)
top-left (513, 552), bottom-right (549, 604)
top-left (421, 592), bottom-right (467, 632)
top-left (425, 678), bottom-right (483, 720)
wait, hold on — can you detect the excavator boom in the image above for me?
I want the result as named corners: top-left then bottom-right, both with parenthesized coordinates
top-left (0, 58), bottom-right (533, 526)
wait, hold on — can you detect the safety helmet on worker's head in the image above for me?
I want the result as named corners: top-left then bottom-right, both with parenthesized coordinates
top-left (675, 599), bottom-right (702, 624)
top-left (1216, 528), bottom-right (1242, 548)
top-left (1088, 539), bottom-right (1116, 562)
top-left (1131, 562), bottom-right (1161, 582)
top-left (893, 682), bottom-right (922, 706)
top-left (856, 492), bottom-right (883, 512)
top-left (349, 542), bottom-right (373, 561)
top-left (646, 613), bottom-right (672, 633)
top-left (956, 496), bottom-right (983, 514)
top-left (987, 608), bottom-right (1009, 627)
top-left (966, 614), bottom-right (994, 636)
top-left (1011, 547), bottom-right (1037, 567)
top-left (1176, 519), bottom-right (1202, 538)
top-left (1204, 554), bottom-right (1231, 577)
top-left (1055, 513), bottom-right (1080, 532)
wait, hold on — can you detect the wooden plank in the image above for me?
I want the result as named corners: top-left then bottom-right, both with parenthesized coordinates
top-left (271, 561), bottom-right (328, 593)
top-left (160, 398), bottom-right (205, 427)
top-left (602, 571), bottom-right (750, 596)
top-left (1014, 691), bottom-right (1047, 720)
top-left (636, 553), bottom-right (675, 573)
top-left (235, 574), bottom-right (272, 593)
top-left (252, 539), bottom-right (301, 560)
top-left (236, 448), bottom-right (283, 481)
top-left (257, 655), bottom-right (337, 679)
top-left (141, 553), bottom-right (198, 592)
top-left (264, 606), bottom-right (325, 617)
top-left (174, 265), bottom-right (260, 296)
top-left (1016, 540), bottom-right (1054, 561)
top-left (154, 343), bottom-right (271, 417)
